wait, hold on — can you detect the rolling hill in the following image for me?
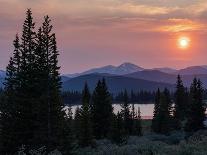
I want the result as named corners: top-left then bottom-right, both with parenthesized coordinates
top-left (62, 73), bottom-right (174, 93)
top-left (173, 66), bottom-right (207, 75)
top-left (124, 69), bottom-right (207, 88)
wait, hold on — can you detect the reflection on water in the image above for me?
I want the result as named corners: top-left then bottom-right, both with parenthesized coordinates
top-left (65, 103), bottom-right (154, 119)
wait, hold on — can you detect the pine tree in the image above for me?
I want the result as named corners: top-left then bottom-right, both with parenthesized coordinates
top-left (0, 35), bottom-right (22, 154)
top-left (185, 78), bottom-right (205, 132)
top-left (110, 112), bottom-right (126, 145)
top-left (173, 75), bottom-right (187, 130)
top-left (133, 107), bottom-right (142, 136)
top-left (91, 79), bottom-right (113, 139)
top-left (17, 9), bottom-right (37, 148)
top-left (74, 107), bottom-right (81, 140)
top-left (152, 88), bottom-right (172, 134)
top-left (120, 89), bottom-right (132, 135)
top-left (33, 15), bottom-right (66, 151)
top-left (78, 83), bottom-right (93, 147)
top-left (151, 88), bottom-right (160, 132)
top-left (61, 107), bottom-right (77, 155)
top-left (160, 88), bottom-right (172, 134)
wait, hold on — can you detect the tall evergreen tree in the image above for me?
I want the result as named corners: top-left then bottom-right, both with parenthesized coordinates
top-left (74, 106), bottom-right (81, 140)
top-left (78, 83), bottom-right (93, 147)
top-left (161, 88), bottom-right (172, 133)
top-left (151, 88), bottom-right (161, 132)
top-left (17, 9), bottom-right (37, 148)
top-left (120, 89), bottom-right (133, 135)
top-left (0, 34), bottom-right (22, 154)
top-left (91, 79), bottom-right (113, 139)
top-left (185, 78), bottom-right (205, 132)
top-left (152, 88), bottom-right (172, 134)
top-left (173, 75), bottom-right (187, 130)
top-left (110, 112), bottom-right (126, 145)
top-left (61, 107), bottom-right (77, 155)
top-left (133, 107), bottom-right (142, 136)
top-left (42, 16), bottom-right (65, 150)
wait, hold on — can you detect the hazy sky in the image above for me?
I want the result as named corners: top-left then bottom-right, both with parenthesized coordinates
top-left (1, 0), bottom-right (207, 73)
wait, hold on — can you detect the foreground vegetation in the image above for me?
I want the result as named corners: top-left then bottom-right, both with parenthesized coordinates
top-left (76, 130), bottom-right (207, 155)
top-left (16, 127), bottom-right (207, 155)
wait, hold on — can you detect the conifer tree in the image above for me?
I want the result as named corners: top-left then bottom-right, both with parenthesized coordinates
top-left (0, 35), bottom-right (22, 154)
top-left (173, 75), bottom-right (187, 130)
top-left (120, 89), bottom-right (132, 135)
top-left (61, 107), bottom-right (77, 155)
top-left (160, 88), bottom-right (172, 134)
top-left (110, 112), bottom-right (126, 145)
top-left (185, 78), bottom-right (205, 132)
top-left (32, 14), bottom-right (65, 151)
top-left (78, 83), bottom-right (93, 147)
top-left (91, 79), bottom-right (113, 139)
top-left (152, 88), bottom-right (172, 134)
top-left (151, 88), bottom-right (160, 132)
top-left (17, 9), bottom-right (37, 148)
top-left (133, 107), bottom-right (142, 136)
top-left (44, 17), bottom-right (65, 150)
top-left (74, 107), bottom-right (81, 140)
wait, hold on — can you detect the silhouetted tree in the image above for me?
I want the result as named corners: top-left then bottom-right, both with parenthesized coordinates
top-left (173, 75), bottom-right (187, 130)
top-left (78, 83), bottom-right (93, 147)
top-left (91, 79), bottom-right (113, 139)
top-left (133, 107), bottom-right (142, 136)
top-left (74, 106), bottom-right (81, 141)
top-left (120, 89), bottom-right (133, 135)
top-left (110, 112), bottom-right (126, 145)
top-left (152, 88), bottom-right (172, 134)
top-left (151, 88), bottom-right (161, 132)
top-left (61, 107), bottom-right (77, 154)
top-left (185, 78), bottom-right (205, 132)
top-left (0, 35), bottom-right (21, 154)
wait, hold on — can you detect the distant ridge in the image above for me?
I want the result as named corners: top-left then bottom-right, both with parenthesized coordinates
top-left (62, 73), bottom-right (174, 93)
top-left (153, 67), bottom-right (177, 74)
top-left (124, 69), bottom-right (207, 88)
top-left (2, 63), bottom-right (207, 90)
top-left (173, 66), bottom-right (207, 75)
top-left (65, 62), bottom-right (144, 78)
top-left (64, 63), bottom-right (207, 78)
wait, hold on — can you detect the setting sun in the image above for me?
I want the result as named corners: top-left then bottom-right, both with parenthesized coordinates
top-left (178, 37), bottom-right (190, 49)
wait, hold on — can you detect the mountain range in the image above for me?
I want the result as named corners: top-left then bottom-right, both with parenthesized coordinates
top-left (1, 63), bottom-right (207, 93)
top-left (65, 62), bottom-right (144, 78)
top-left (61, 63), bottom-right (207, 93)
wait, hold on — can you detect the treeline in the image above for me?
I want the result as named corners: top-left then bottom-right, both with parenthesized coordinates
top-left (62, 90), bottom-right (156, 105)
top-left (62, 91), bottom-right (82, 105)
top-left (114, 90), bottom-right (156, 103)
top-left (151, 75), bottom-right (206, 134)
top-left (62, 89), bottom-right (207, 106)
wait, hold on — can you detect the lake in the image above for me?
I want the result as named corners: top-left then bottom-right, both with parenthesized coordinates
top-left (65, 103), bottom-right (154, 119)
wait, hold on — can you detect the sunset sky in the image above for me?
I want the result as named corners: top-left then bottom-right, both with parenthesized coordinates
top-left (1, 0), bottom-right (207, 73)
